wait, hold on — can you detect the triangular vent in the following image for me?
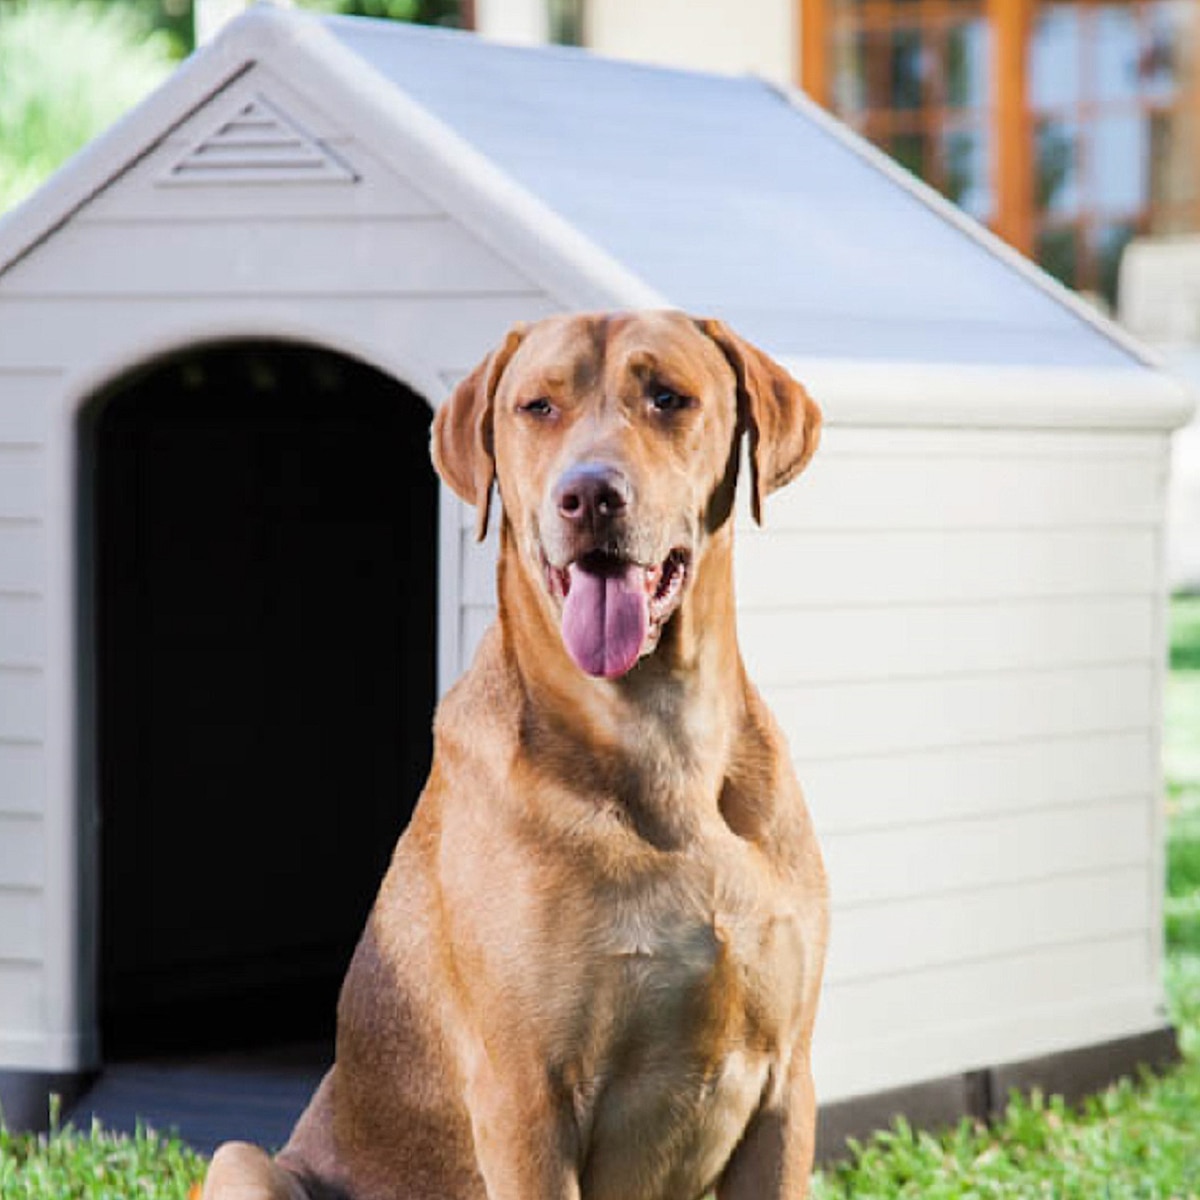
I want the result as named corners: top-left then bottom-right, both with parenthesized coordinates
top-left (159, 95), bottom-right (357, 186)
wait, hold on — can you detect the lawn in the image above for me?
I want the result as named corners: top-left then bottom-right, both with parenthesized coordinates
top-left (3, 599), bottom-right (1200, 1197)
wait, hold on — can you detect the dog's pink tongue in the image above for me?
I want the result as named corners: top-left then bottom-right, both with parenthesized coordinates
top-left (561, 561), bottom-right (649, 679)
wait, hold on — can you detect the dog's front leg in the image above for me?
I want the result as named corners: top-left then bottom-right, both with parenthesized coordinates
top-left (465, 1050), bottom-right (581, 1200)
top-left (716, 1055), bottom-right (817, 1200)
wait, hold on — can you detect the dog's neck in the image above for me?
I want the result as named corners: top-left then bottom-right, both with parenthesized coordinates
top-left (494, 523), bottom-right (758, 844)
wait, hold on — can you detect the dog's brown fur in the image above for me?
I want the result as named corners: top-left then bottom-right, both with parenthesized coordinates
top-left (201, 311), bottom-right (828, 1200)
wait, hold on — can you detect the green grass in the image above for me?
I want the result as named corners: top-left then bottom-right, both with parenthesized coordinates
top-left (0, 1102), bottom-right (205, 1199)
top-left (0, 0), bottom-right (177, 213)
top-left (4, 599), bottom-right (1200, 1196)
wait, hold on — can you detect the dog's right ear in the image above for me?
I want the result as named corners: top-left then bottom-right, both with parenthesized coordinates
top-left (431, 325), bottom-right (526, 542)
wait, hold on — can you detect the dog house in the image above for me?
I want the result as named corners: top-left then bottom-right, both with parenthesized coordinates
top-left (0, 6), bottom-right (1192, 1149)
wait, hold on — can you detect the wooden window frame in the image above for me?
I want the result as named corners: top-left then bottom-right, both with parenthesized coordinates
top-left (799, 0), bottom-right (1200, 297)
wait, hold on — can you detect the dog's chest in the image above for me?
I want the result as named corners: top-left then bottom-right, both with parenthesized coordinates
top-left (573, 863), bottom-right (806, 1200)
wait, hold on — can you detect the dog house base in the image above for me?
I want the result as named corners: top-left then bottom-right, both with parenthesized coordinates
top-left (0, 1069), bottom-right (97, 1134)
top-left (816, 1024), bottom-right (1181, 1163)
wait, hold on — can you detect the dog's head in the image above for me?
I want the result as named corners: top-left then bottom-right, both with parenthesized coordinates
top-left (433, 311), bottom-right (820, 680)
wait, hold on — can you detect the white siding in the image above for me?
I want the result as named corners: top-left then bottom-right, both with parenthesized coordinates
top-left (0, 295), bottom-right (553, 377)
top-left (816, 938), bottom-right (1157, 1099)
top-left (3, 218), bottom-right (536, 298)
top-left (0, 744), bottom-right (44, 817)
top-left (0, 365), bottom-right (47, 940)
top-left (733, 425), bottom-right (1169, 1101)
top-left (0, 964), bottom-right (43, 1034)
top-left (0, 892), bottom-right (42, 963)
top-left (0, 525), bottom-right (42, 593)
top-left (0, 374), bottom-right (52, 443)
top-left (0, 62), bottom-right (572, 1075)
top-left (0, 816), bottom-right (43, 890)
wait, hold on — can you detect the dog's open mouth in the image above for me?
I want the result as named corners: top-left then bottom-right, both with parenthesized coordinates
top-left (545, 549), bottom-right (690, 678)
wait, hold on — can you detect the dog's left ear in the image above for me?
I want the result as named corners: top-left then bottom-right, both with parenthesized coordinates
top-left (431, 325), bottom-right (526, 541)
top-left (698, 318), bottom-right (822, 525)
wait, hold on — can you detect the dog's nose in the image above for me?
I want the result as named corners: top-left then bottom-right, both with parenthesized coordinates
top-left (554, 463), bottom-right (631, 524)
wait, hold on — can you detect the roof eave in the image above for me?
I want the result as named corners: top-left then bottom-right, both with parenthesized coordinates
top-left (781, 356), bottom-right (1196, 432)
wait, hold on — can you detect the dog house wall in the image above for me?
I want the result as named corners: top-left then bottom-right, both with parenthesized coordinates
top-left (0, 6), bottom-right (1190, 1128)
top-left (0, 45), bottom-right (597, 1104)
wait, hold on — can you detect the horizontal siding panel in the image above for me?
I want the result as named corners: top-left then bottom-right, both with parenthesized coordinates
top-left (0, 594), bottom-right (43, 667)
top-left (461, 526), bottom-right (500, 607)
top-left (817, 426), bottom-right (1165, 461)
top-left (0, 448), bottom-right (42, 519)
top-left (735, 528), bottom-right (1157, 607)
top-left (772, 454), bottom-right (1163, 531)
top-left (0, 294), bottom-right (557, 375)
top-left (2, 218), bottom-right (535, 298)
top-left (0, 816), bottom-right (42, 889)
top-left (823, 797), bottom-right (1150, 906)
top-left (825, 866), bottom-right (1151, 984)
top-left (0, 961), bottom-right (43, 1031)
top-left (0, 670), bottom-right (43, 741)
top-left (0, 375), bottom-right (52, 443)
top-left (0, 890), bottom-right (42, 962)
top-left (767, 664), bottom-right (1155, 760)
top-left (0, 524), bottom-right (42, 592)
top-left (817, 934), bottom-right (1152, 1049)
top-left (814, 988), bottom-right (1161, 1103)
top-left (802, 731), bottom-right (1156, 833)
top-left (463, 606), bottom-right (494, 669)
top-left (741, 597), bottom-right (1157, 687)
top-left (0, 743), bottom-right (44, 815)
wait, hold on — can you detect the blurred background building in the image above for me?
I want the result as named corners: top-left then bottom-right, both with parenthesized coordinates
top-left (8, 0), bottom-right (1196, 316)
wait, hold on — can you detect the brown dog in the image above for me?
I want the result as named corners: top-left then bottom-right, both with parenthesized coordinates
top-left (201, 311), bottom-right (828, 1200)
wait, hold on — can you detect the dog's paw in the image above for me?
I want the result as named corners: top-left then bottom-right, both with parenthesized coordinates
top-left (201, 1141), bottom-right (309, 1200)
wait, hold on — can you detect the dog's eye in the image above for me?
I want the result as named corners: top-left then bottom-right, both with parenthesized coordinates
top-left (650, 387), bottom-right (691, 414)
top-left (519, 397), bottom-right (554, 417)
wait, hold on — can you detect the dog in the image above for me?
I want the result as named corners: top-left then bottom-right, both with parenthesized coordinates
top-left (201, 311), bottom-right (828, 1200)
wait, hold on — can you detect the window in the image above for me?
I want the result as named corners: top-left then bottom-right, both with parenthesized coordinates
top-left (548, 0), bottom-right (585, 45)
top-left (803, 0), bottom-right (1200, 305)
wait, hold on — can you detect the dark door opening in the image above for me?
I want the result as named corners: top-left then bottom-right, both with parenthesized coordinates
top-left (91, 342), bottom-right (436, 1060)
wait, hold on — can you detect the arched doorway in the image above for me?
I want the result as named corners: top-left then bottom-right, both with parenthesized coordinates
top-left (87, 341), bottom-right (436, 1060)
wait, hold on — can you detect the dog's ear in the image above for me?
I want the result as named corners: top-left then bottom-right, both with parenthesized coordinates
top-left (431, 325), bottom-right (526, 542)
top-left (698, 318), bottom-right (822, 525)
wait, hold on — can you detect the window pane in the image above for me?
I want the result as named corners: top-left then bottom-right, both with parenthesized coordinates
top-left (891, 132), bottom-right (929, 177)
top-left (547, 0), bottom-right (584, 46)
top-left (890, 27), bottom-right (926, 110)
top-left (1150, 107), bottom-right (1198, 215)
top-left (1092, 112), bottom-right (1148, 214)
top-left (943, 127), bottom-right (991, 219)
top-left (1144, 0), bottom-right (1196, 103)
top-left (832, 25), bottom-right (868, 116)
top-left (1092, 220), bottom-right (1138, 308)
top-left (1036, 119), bottom-right (1082, 215)
top-left (1030, 4), bottom-right (1082, 110)
top-left (1094, 5), bottom-right (1139, 104)
top-left (1036, 225), bottom-right (1079, 289)
top-left (946, 19), bottom-right (988, 110)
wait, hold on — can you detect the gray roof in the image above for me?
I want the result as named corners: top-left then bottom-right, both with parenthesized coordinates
top-left (325, 14), bottom-right (1139, 369)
